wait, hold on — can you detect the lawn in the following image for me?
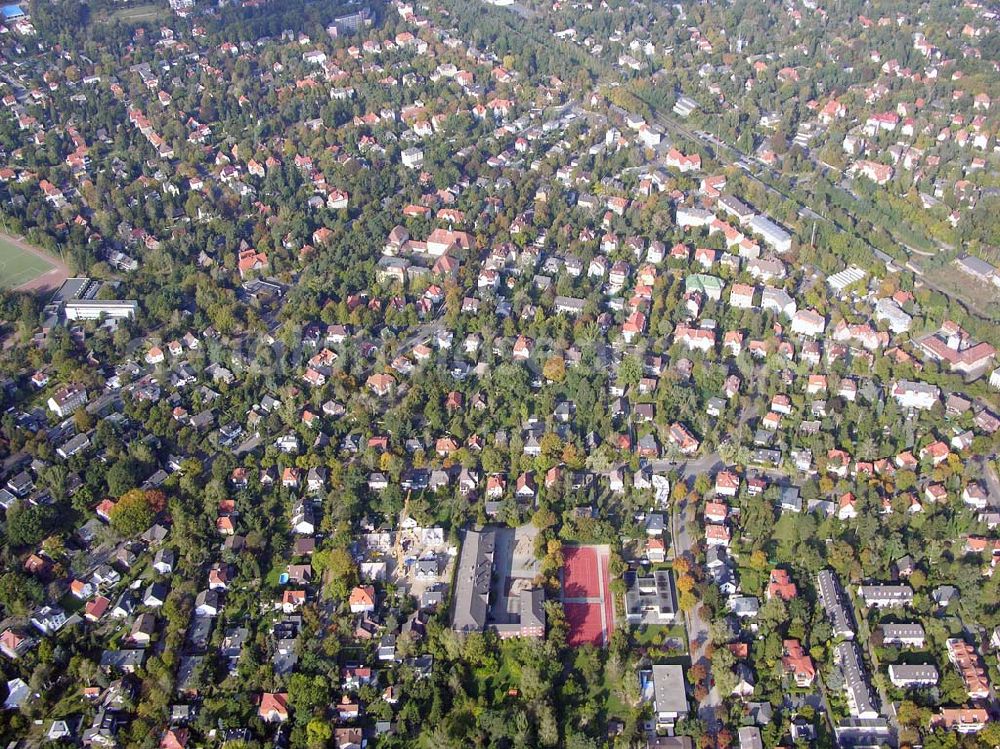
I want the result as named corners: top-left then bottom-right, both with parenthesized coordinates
top-left (0, 234), bottom-right (55, 289)
top-left (264, 563), bottom-right (286, 589)
top-left (632, 623), bottom-right (689, 656)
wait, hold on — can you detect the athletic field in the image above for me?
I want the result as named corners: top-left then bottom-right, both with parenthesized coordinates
top-left (0, 234), bottom-right (57, 289)
top-left (561, 545), bottom-right (615, 647)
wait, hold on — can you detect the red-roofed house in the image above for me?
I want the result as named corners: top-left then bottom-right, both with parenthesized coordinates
top-left (782, 639), bottom-right (816, 687)
top-left (160, 728), bottom-right (189, 749)
top-left (715, 471), bottom-right (740, 497)
top-left (85, 596), bottom-right (110, 622)
top-left (349, 585), bottom-right (376, 613)
top-left (705, 524), bottom-right (731, 547)
top-left (259, 692), bottom-right (289, 723)
top-left (767, 570), bottom-right (798, 601)
top-left (238, 248), bottom-right (268, 278)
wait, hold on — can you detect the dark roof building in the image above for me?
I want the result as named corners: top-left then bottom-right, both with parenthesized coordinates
top-left (452, 528), bottom-right (494, 634)
top-left (625, 569), bottom-right (678, 625)
top-left (817, 570), bottom-right (854, 639)
top-left (452, 527), bottom-right (544, 638)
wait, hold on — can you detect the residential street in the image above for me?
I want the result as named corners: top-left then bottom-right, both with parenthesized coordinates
top-left (980, 458), bottom-right (1000, 508)
top-left (668, 456), bottom-right (723, 730)
top-left (649, 453), bottom-right (722, 479)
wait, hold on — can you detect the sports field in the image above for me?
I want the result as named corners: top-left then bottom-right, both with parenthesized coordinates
top-left (0, 234), bottom-right (55, 289)
top-left (0, 234), bottom-right (67, 291)
top-left (563, 545), bottom-right (603, 598)
top-left (561, 545), bottom-right (615, 647)
top-left (564, 602), bottom-right (604, 647)
top-left (108, 4), bottom-right (166, 22)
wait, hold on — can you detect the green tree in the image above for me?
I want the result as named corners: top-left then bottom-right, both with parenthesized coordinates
top-left (305, 718), bottom-right (332, 749)
top-left (288, 673), bottom-right (330, 718)
top-left (313, 547), bottom-right (357, 600)
top-left (0, 572), bottom-right (44, 615)
top-left (5, 504), bottom-right (55, 548)
top-left (106, 457), bottom-right (143, 496)
top-left (618, 355), bottom-right (641, 388)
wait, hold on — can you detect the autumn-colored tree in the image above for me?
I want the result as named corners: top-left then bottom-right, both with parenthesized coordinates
top-left (748, 549), bottom-right (769, 571)
top-left (542, 356), bottom-right (565, 383)
top-left (73, 407), bottom-right (95, 433)
top-left (688, 663), bottom-right (707, 685)
top-left (539, 432), bottom-right (562, 466)
top-left (531, 507), bottom-right (557, 531)
top-left (671, 482), bottom-right (688, 504)
top-left (110, 489), bottom-right (157, 537)
top-left (561, 442), bottom-right (585, 469)
top-left (716, 728), bottom-right (733, 749)
top-left (145, 490), bottom-right (167, 513)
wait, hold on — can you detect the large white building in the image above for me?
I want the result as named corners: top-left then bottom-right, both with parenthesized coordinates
top-left (676, 206), bottom-right (714, 228)
top-left (748, 215), bottom-right (792, 254)
top-left (401, 148), bottom-right (424, 169)
top-left (791, 309), bottom-right (826, 337)
top-left (875, 298), bottom-right (912, 333)
top-left (892, 380), bottom-right (940, 410)
top-left (44, 278), bottom-right (137, 327)
top-left (64, 300), bottom-right (139, 321)
top-left (47, 384), bottom-right (87, 418)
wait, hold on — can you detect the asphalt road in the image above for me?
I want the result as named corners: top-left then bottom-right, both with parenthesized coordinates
top-left (666, 454), bottom-right (723, 728)
top-left (393, 319), bottom-right (445, 356)
top-left (979, 458), bottom-right (1000, 508)
top-left (648, 453), bottom-right (722, 478)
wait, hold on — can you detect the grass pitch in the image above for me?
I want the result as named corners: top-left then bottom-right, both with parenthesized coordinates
top-left (0, 235), bottom-right (55, 289)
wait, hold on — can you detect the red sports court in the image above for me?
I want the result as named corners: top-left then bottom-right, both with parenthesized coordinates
top-left (561, 545), bottom-right (614, 647)
top-left (563, 546), bottom-right (602, 598)
top-left (565, 602), bottom-right (604, 647)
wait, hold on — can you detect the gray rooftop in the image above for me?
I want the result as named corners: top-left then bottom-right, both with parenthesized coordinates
top-left (817, 570), bottom-right (855, 639)
top-left (880, 623), bottom-right (924, 641)
top-left (835, 642), bottom-right (878, 719)
top-left (652, 664), bottom-right (688, 718)
top-left (857, 584), bottom-right (913, 606)
top-left (887, 664), bottom-right (938, 684)
top-left (625, 569), bottom-right (677, 625)
top-left (451, 528), bottom-right (494, 633)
